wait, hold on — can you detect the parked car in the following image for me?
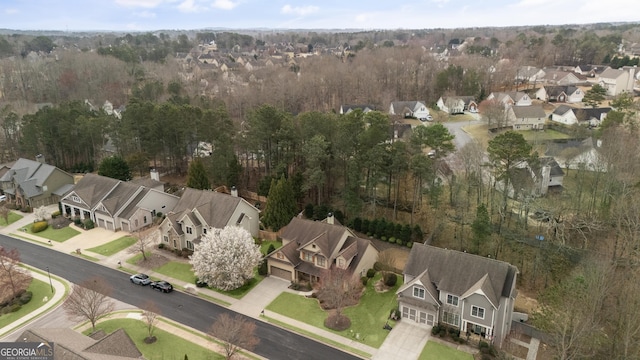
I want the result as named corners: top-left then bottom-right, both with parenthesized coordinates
top-left (130, 273), bottom-right (151, 285)
top-left (150, 280), bottom-right (173, 293)
top-left (0, 194), bottom-right (6, 202)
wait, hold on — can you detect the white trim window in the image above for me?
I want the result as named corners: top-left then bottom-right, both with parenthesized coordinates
top-left (186, 226), bottom-right (193, 234)
top-left (413, 286), bottom-right (425, 299)
top-left (471, 306), bottom-right (485, 319)
top-left (186, 241), bottom-right (194, 250)
top-left (446, 294), bottom-right (459, 306)
top-left (442, 311), bottom-right (460, 326)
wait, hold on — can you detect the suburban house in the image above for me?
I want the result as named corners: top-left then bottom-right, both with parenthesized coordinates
top-left (340, 104), bottom-right (375, 114)
top-left (507, 105), bottom-right (546, 130)
top-left (0, 161), bottom-right (15, 181)
top-left (540, 70), bottom-right (583, 85)
top-left (389, 101), bottom-right (430, 120)
top-left (574, 65), bottom-right (610, 78)
top-left (60, 173), bottom-right (179, 232)
top-left (436, 96), bottom-right (478, 114)
top-left (0, 156), bottom-right (74, 208)
top-left (551, 105), bottom-right (611, 126)
top-left (516, 66), bottom-right (545, 84)
top-left (486, 92), bottom-right (532, 107)
top-left (18, 327), bottom-right (143, 360)
top-left (535, 85), bottom-right (584, 103)
top-left (598, 67), bottom-right (637, 96)
top-left (545, 137), bottom-right (603, 170)
top-left (266, 215), bottom-right (379, 284)
top-left (159, 187), bottom-right (260, 251)
top-left (396, 243), bottom-right (518, 347)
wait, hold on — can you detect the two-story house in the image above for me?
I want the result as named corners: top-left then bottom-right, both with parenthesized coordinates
top-left (436, 96), bottom-right (478, 114)
top-left (397, 243), bottom-right (518, 347)
top-left (159, 187), bottom-right (260, 252)
top-left (535, 85), bottom-right (584, 103)
top-left (266, 216), bottom-right (378, 284)
top-left (486, 92), bottom-right (532, 107)
top-left (598, 67), bottom-right (636, 96)
top-left (507, 105), bottom-right (546, 130)
top-left (389, 101), bottom-right (430, 120)
top-left (0, 156), bottom-right (74, 208)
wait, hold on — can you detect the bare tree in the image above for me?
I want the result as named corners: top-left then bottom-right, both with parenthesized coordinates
top-left (129, 227), bottom-right (157, 261)
top-left (0, 205), bottom-right (10, 225)
top-left (64, 276), bottom-right (115, 332)
top-left (209, 313), bottom-right (259, 360)
top-left (0, 246), bottom-right (31, 302)
top-left (479, 99), bottom-right (509, 129)
top-left (141, 300), bottom-right (160, 343)
top-left (314, 266), bottom-right (363, 330)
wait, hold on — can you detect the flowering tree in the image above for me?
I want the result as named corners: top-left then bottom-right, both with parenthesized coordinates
top-left (190, 226), bottom-right (262, 291)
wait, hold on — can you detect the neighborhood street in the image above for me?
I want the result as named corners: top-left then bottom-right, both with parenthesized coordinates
top-left (0, 234), bottom-right (361, 360)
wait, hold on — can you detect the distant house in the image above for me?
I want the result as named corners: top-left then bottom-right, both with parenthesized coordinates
top-left (551, 105), bottom-right (611, 126)
top-left (18, 327), bottom-right (143, 360)
top-left (389, 101), bottom-right (430, 119)
top-left (397, 243), bottom-right (518, 348)
top-left (340, 104), bottom-right (375, 115)
top-left (574, 65), bottom-right (610, 78)
top-left (436, 96), bottom-right (478, 114)
top-left (516, 66), bottom-right (546, 84)
top-left (0, 156), bottom-right (74, 208)
top-left (266, 215), bottom-right (379, 283)
top-left (535, 85), bottom-right (584, 103)
top-left (545, 137), bottom-right (603, 170)
top-left (599, 67), bottom-right (637, 96)
top-left (60, 172), bottom-right (178, 232)
top-left (159, 187), bottom-right (260, 251)
top-left (507, 105), bottom-right (546, 130)
top-left (486, 92), bottom-right (532, 107)
top-left (540, 70), bottom-right (583, 85)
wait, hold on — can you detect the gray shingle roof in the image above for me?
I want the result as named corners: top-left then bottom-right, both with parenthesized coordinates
top-left (404, 243), bottom-right (518, 307)
top-left (0, 158), bottom-right (70, 198)
top-left (71, 174), bottom-right (120, 209)
top-left (511, 105), bottom-right (546, 118)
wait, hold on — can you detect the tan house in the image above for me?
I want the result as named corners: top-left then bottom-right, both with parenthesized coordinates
top-left (159, 187), bottom-right (260, 251)
top-left (507, 105), bottom-right (546, 130)
top-left (486, 92), bottom-right (532, 107)
top-left (397, 243), bottom-right (518, 348)
top-left (0, 156), bottom-right (74, 208)
top-left (267, 215), bottom-right (379, 283)
top-left (60, 173), bottom-right (179, 231)
top-left (598, 67), bottom-right (637, 96)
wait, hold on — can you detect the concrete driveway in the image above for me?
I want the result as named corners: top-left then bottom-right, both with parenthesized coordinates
top-left (229, 276), bottom-right (290, 317)
top-left (373, 321), bottom-right (430, 360)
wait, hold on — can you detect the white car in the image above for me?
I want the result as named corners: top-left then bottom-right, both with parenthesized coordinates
top-left (0, 194), bottom-right (6, 202)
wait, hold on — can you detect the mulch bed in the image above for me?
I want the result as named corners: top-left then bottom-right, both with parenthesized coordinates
top-left (134, 253), bottom-right (169, 269)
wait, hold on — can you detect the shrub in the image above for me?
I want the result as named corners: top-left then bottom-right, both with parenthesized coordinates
top-left (73, 217), bottom-right (82, 225)
top-left (156, 212), bottom-right (163, 218)
top-left (383, 272), bottom-right (397, 287)
top-left (381, 236), bottom-right (387, 242)
top-left (361, 219), bottom-right (370, 233)
top-left (388, 238), bottom-right (395, 244)
top-left (361, 276), bottom-right (368, 286)
top-left (439, 328), bottom-right (446, 337)
top-left (366, 268), bottom-right (376, 278)
top-left (478, 341), bottom-right (490, 351)
top-left (51, 210), bottom-right (61, 218)
top-left (21, 206), bottom-right (32, 213)
top-left (158, 243), bottom-right (165, 249)
top-left (407, 241), bottom-right (413, 248)
top-left (431, 324), bottom-right (441, 336)
top-left (353, 217), bottom-right (362, 232)
top-left (266, 244), bottom-right (276, 255)
top-left (10, 303), bottom-right (21, 313)
top-left (19, 291), bottom-right (33, 305)
top-left (258, 260), bottom-right (268, 276)
top-left (82, 219), bottom-right (94, 229)
top-left (195, 278), bottom-right (207, 287)
top-left (31, 221), bottom-right (49, 233)
top-left (180, 248), bottom-right (193, 258)
top-left (373, 262), bottom-right (385, 271)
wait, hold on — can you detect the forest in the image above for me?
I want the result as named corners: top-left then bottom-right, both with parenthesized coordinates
top-left (2, 23), bottom-right (640, 358)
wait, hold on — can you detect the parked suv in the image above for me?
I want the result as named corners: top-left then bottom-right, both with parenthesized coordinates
top-left (150, 280), bottom-right (173, 293)
top-left (130, 273), bottom-right (151, 285)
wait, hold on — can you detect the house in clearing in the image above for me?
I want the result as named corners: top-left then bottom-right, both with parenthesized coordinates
top-left (436, 96), bottom-right (478, 114)
top-left (507, 105), bottom-right (546, 130)
top-left (397, 243), bottom-right (518, 347)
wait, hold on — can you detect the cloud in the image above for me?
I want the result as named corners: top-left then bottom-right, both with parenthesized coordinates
top-left (5, 8), bottom-right (19, 14)
top-left (281, 4), bottom-right (319, 16)
top-left (212, 0), bottom-right (238, 10)
top-left (178, 0), bottom-right (202, 12)
top-left (115, 0), bottom-right (165, 8)
top-left (134, 10), bottom-right (156, 18)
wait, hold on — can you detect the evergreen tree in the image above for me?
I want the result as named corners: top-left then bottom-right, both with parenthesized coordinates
top-left (471, 204), bottom-right (491, 254)
top-left (262, 176), bottom-right (298, 231)
top-left (186, 158), bottom-right (210, 190)
top-left (583, 84), bottom-right (607, 108)
top-left (98, 155), bottom-right (131, 181)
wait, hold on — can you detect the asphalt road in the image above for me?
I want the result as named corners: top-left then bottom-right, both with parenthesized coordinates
top-left (0, 234), bottom-right (362, 360)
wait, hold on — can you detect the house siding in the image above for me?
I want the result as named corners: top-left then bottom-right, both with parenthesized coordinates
top-left (29, 169), bottom-right (74, 207)
top-left (462, 293), bottom-right (494, 329)
top-left (351, 244), bottom-right (378, 278)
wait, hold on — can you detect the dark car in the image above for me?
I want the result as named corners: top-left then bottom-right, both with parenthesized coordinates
top-left (150, 280), bottom-right (173, 293)
top-left (130, 273), bottom-right (151, 285)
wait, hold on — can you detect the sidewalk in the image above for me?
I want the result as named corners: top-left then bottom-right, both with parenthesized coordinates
top-left (1, 209), bottom-right (376, 358)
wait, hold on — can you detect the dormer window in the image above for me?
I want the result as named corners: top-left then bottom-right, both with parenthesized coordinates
top-left (316, 256), bottom-right (325, 267)
top-left (413, 286), bottom-right (425, 299)
top-left (72, 196), bottom-right (81, 203)
top-left (277, 252), bottom-right (284, 259)
top-left (186, 226), bottom-right (193, 234)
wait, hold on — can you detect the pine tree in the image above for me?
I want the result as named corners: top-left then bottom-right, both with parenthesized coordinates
top-left (262, 176), bottom-right (298, 231)
top-left (186, 158), bottom-right (210, 190)
top-left (98, 155), bottom-right (131, 181)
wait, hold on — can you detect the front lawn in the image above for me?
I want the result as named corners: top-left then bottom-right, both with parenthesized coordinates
top-left (153, 261), bottom-right (196, 284)
top-left (0, 211), bottom-right (22, 226)
top-left (419, 341), bottom-right (474, 360)
top-left (266, 272), bottom-right (402, 348)
top-left (26, 223), bottom-right (80, 242)
top-left (87, 236), bottom-right (137, 256)
top-left (0, 279), bottom-right (54, 330)
top-left (86, 318), bottom-right (224, 360)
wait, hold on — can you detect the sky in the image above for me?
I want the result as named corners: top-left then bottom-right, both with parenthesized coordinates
top-left (2, 0), bottom-right (640, 32)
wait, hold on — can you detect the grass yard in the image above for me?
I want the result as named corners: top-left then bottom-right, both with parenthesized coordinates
top-left (153, 261), bottom-right (196, 284)
top-left (260, 240), bottom-right (282, 255)
top-left (419, 341), bottom-right (474, 360)
top-left (0, 279), bottom-right (54, 330)
top-left (520, 128), bottom-right (572, 141)
top-left (126, 252), bottom-right (151, 265)
top-left (26, 223), bottom-right (80, 242)
top-left (87, 236), bottom-right (137, 256)
top-left (266, 273), bottom-right (402, 348)
top-left (213, 270), bottom-right (264, 299)
top-left (86, 318), bottom-right (224, 360)
top-left (0, 211), bottom-right (23, 226)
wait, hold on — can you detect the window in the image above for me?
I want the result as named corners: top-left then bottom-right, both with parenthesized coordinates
top-left (173, 240), bottom-right (177, 247)
top-left (443, 311), bottom-right (460, 326)
top-left (446, 294), bottom-right (459, 306)
top-left (471, 306), bottom-right (485, 319)
top-left (143, 216), bottom-right (148, 224)
top-left (337, 258), bottom-right (345, 268)
top-left (236, 213), bottom-right (245, 225)
top-left (186, 227), bottom-right (193, 234)
top-left (276, 252), bottom-right (284, 259)
top-left (186, 241), bottom-right (194, 250)
top-left (72, 196), bottom-right (81, 203)
top-left (203, 228), bottom-right (207, 234)
top-left (413, 286), bottom-right (425, 299)
top-left (303, 252), bottom-right (313, 262)
top-left (163, 236), bottom-right (169, 243)
top-left (316, 256), bottom-right (326, 267)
